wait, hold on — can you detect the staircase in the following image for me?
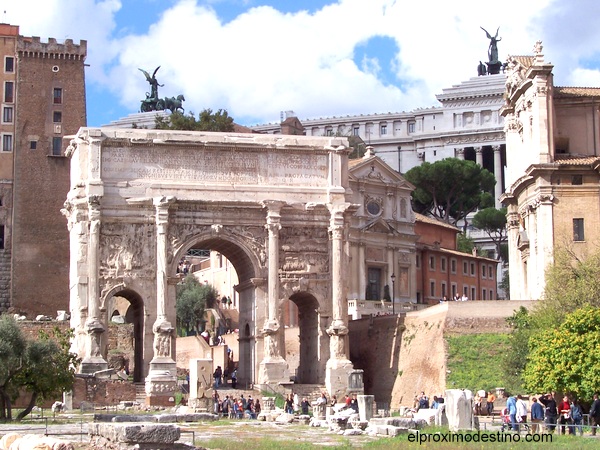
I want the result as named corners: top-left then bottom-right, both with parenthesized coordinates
top-left (134, 382), bottom-right (146, 403)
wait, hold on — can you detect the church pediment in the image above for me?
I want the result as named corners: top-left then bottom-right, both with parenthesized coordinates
top-left (361, 217), bottom-right (396, 234)
top-left (349, 155), bottom-right (413, 190)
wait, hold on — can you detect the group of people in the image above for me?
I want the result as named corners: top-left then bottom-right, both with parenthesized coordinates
top-left (213, 365), bottom-right (237, 389)
top-left (440, 294), bottom-right (469, 302)
top-left (212, 392), bottom-right (261, 419)
top-left (473, 390), bottom-right (496, 416)
top-left (503, 391), bottom-right (600, 435)
top-left (412, 392), bottom-right (445, 412)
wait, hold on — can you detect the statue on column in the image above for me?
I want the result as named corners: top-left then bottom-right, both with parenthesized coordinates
top-left (480, 27), bottom-right (503, 75)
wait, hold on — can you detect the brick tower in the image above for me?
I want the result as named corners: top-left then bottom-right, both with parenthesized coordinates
top-left (0, 23), bottom-right (87, 315)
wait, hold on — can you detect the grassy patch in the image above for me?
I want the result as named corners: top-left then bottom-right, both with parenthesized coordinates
top-left (446, 333), bottom-right (510, 392)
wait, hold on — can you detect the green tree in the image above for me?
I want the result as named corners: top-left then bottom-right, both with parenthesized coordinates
top-left (14, 327), bottom-right (80, 420)
top-left (0, 316), bottom-right (79, 421)
top-left (404, 158), bottom-right (495, 225)
top-left (456, 232), bottom-right (475, 254)
top-left (155, 109), bottom-right (235, 132)
top-left (501, 306), bottom-right (531, 393)
top-left (176, 276), bottom-right (219, 336)
top-left (523, 306), bottom-right (600, 399)
top-left (472, 207), bottom-right (507, 260)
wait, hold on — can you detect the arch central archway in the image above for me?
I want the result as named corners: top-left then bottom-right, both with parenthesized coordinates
top-left (65, 128), bottom-right (356, 403)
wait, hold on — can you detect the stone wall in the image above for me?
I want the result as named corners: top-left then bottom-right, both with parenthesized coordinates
top-left (349, 301), bottom-right (534, 409)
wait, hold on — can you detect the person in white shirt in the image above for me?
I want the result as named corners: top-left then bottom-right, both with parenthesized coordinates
top-left (516, 394), bottom-right (528, 431)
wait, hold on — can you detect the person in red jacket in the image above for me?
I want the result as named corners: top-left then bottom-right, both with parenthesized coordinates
top-left (557, 395), bottom-right (571, 435)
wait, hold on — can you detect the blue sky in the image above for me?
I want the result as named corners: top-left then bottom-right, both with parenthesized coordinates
top-left (7, 0), bottom-right (600, 127)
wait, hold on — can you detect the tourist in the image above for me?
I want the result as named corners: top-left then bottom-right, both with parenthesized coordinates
top-left (486, 391), bottom-right (496, 416)
top-left (557, 395), bottom-right (571, 435)
top-left (315, 392), bottom-right (327, 406)
top-left (516, 395), bottom-right (528, 431)
top-left (212, 390), bottom-right (220, 415)
top-left (213, 365), bottom-right (222, 388)
top-left (570, 398), bottom-right (583, 435)
top-left (330, 395), bottom-right (337, 407)
top-left (431, 396), bottom-right (440, 409)
top-left (539, 392), bottom-right (558, 433)
top-left (530, 397), bottom-right (544, 433)
top-left (254, 398), bottom-right (261, 416)
top-left (301, 397), bottom-right (310, 415)
top-left (350, 395), bottom-right (359, 413)
top-left (590, 393), bottom-right (600, 435)
top-left (231, 368), bottom-right (237, 389)
top-left (418, 392), bottom-right (429, 410)
top-left (344, 394), bottom-right (351, 408)
top-left (504, 393), bottom-right (518, 431)
top-left (285, 394), bottom-right (294, 414)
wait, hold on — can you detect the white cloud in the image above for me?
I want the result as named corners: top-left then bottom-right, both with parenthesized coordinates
top-left (9, 0), bottom-right (600, 126)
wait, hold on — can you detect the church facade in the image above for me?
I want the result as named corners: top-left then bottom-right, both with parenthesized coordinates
top-left (501, 42), bottom-right (600, 300)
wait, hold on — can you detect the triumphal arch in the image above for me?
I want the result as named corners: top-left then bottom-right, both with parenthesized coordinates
top-left (62, 127), bottom-right (357, 403)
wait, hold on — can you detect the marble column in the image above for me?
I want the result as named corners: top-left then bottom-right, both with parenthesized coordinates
top-left (145, 196), bottom-right (178, 406)
top-left (258, 200), bottom-right (289, 384)
top-left (326, 204), bottom-right (356, 398)
top-left (493, 145), bottom-right (503, 207)
top-left (475, 146), bottom-right (483, 167)
top-left (80, 195), bottom-right (108, 373)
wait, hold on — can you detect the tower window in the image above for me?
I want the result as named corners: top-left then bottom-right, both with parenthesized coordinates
top-left (4, 82), bottom-right (13, 103)
top-left (2, 107), bottom-right (12, 123)
top-left (573, 218), bottom-right (585, 241)
top-left (52, 137), bottom-right (62, 156)
top-left (4, 57), bottom-right (14, 73)
top-left (53, 111), bottom-right (62, 123)
top-left (2, 134), bottom-right (12, 152)
top-left (53, 88), bottom-right (62, 104)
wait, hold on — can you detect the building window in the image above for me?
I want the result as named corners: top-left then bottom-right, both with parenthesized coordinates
top-left (30, 141), bottom-right (37, 150)
top-left (441, 257), bottom-right (447, 272)
top-left (463, 286), bottom-right (468, 297)
top-left (429, 256), bottom-right (435, 270)
top-left (4, 57), bottom-right (14, 73)
top-left (325, 127), bottom-right (333, 136)
top-left (441, 282), bottom-right (447, 297)
top-left (489, 289), bottom-right (494, 300)
top-left (408, 122), bottom-right (415, 133)
top-left (366, 267), bottom-right (381, 300)
top-left (353, 126), bottom-right (359, 136)
top-left (488, 265), bottom-right (494, 280)
top-left (482, 265), bottom-right (486, 278)
top-left (2, 107), bottom-right (12, 123)
top-left (573, 218), bottom-right (585, 241)
top-left (470, 262), bottom-right (475, 276)
top-left (53, 111), bottom-right (62, 123)
top-left (571, 174), bottom-right (583, 185)
top-left (451, 283), bottom-right (457, 298)
top-left (380, 124), bottom-right (387, 135)
top-left (451, 258), bottom-right (457, 274)
top-left (2, 134), bottom-right (12, 152)
top-left (430, 281), bottom-right (435, 297)
top-left (4, 82), bottom-right (13, 103)
top-left (0, 225), bottom-right (4, 249)
top-left (471, 287), bottom-right (476, 300)
top-left (53, 88), bottom-right (62, 104)
top-left (416, 255), bottom-right (420, 268)
top-left (482, 289), bottom-right (487, 300)
top-left (463, 261), bottom-right (468, 275)
top-left (52, 137), bottom-right (62, 156)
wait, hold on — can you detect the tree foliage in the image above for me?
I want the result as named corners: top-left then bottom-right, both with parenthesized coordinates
top-left (472, 207), bottom-right (507, 259)
top-left (501, 306), bottom-right (531, 393)
top-left (155, 109), bottom-right (235, 132)
top-left (456, 232), bottom-right (476, 254)
top-left (404, 158), bottom-right (495, 225)
top-left (0, 316), bottom-right (79, 421)
top-left (176, 276), bottom-right (219, 335)
top-left (523, 306), bottom-right (600, 399)
top-left (504, 245), bottom-right (600, 393)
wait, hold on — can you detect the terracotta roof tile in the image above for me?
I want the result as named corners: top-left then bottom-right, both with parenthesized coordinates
top-left (553, 155), bottom-right (600, 166)
top-left (554, 86), bottom-right (600, 98)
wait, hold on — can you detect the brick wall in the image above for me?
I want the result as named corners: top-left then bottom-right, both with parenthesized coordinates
top-left (11, 39), bottom-right (86, 316)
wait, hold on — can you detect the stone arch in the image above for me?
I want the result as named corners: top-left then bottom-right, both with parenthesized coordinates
top-left (171, 231), bottom-right (264, 386)
top-left (288, 291), bottom-right (322, 384)
top-left (102, 284), bottom-right (145, 382)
